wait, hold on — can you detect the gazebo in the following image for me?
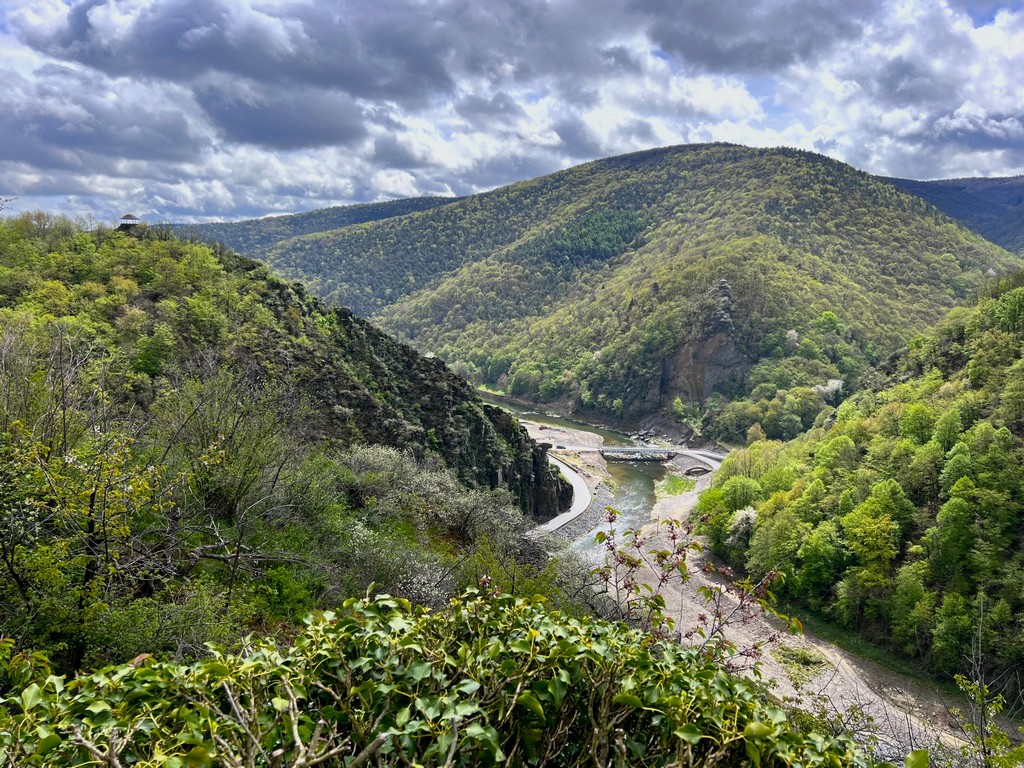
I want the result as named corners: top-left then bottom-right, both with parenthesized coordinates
top-left (117, 213), bottom-right (141, 230)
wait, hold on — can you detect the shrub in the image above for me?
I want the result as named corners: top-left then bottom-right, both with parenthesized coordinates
top-left (1, 593), bottom-right (879, 767)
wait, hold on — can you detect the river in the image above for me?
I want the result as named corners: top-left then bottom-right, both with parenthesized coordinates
top-left (479, 393), bottom-right (666, 554)
top-left (481, 393), bottom-right (968, 753)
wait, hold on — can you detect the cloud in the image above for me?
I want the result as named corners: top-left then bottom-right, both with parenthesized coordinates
top-left (777, 0), bottom-right (1024, 178)
top-left (15, 0), bottom-right (457, 104)
top-left (0, 0), bottom-right (1022, 222)
top-left (633, 0), bottom-right (882, 73)
top-left (0, 60), bottom-right (208, 170)
top-left (455, 92), bottom-right (528, 125)
top-left (194, 80), bottom-right (368, 149)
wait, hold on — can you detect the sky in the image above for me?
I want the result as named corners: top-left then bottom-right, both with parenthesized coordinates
top-left (2, 0), bottom-right (1024, 223)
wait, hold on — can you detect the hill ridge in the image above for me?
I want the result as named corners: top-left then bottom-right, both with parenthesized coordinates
top-left (186, 143), bottom-right (1022, 436)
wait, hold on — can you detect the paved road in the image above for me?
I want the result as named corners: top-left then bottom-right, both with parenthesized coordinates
top-left (530, 456), bottom-right (593, 535)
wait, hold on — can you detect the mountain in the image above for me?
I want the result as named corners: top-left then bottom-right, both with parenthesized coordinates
top-left (698, 270), bottom-right (1024, 685)
top-left (0, 215), bottom-right (568, 672)
top-left (177, 196), bottom-right (458, 260)
top-left (888, 175), bottom-right (1024, 254)
top-left (245, 144), bottom-right (1019, 437)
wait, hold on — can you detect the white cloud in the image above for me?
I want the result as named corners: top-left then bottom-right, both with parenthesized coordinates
top-left (1, 0), bottom-right (1023, 221)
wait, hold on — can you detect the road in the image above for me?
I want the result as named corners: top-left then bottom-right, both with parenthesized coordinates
top-left (530, 456), bottom-right (594, 535)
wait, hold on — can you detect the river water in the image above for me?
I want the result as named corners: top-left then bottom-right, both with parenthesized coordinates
top-left (479, 394), bottom-right (665, 553)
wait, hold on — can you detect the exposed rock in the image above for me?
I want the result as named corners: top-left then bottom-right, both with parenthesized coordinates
top-left (219, 250), bottom-right (572, 520)
top-left (658, 332), bottom-right (752, 406)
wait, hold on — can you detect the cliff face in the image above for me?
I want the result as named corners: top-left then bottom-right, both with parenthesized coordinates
top-left (661, 332), bottom-right (751, 405)
top-left (482, 405), bottom-right (574, 519)
top-left (234, 266), bottom-right (572, 519)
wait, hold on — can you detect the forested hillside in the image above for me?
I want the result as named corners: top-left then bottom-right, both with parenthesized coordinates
top-left (178, 196), bottom-right (458, 261)
top-left (0, 214), bottom-right (568, 674)
top-left (889, 175), bottom-right (1024, 254)
top-left (251, 144), bottom-right (1018, 431)
top-left (697, 271), bottom-right (1024, 689)
top-left (0, 214), bottom-right (899, 767)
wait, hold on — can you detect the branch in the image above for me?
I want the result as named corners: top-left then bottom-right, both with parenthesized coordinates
top-left (70, 727), bottom-right (124, 768)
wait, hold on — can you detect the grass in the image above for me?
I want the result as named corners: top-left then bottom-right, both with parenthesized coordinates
top-left (771, 644), bottom-right (829, 688)
top-left (660, 474), bottom-right (696, 496)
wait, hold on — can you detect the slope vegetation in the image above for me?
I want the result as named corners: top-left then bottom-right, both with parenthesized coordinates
top-left (1, 592), bottom-right (881, 767)
top-left (179, 196), bottom-right (458, 260)
top-left (888, 175), bottom-right (1024, 254)
top-left (698, 271), bottom-right (1024, 686)
top-left (257, 144), bottom-right (1018, 433)
top-left (0, 215), bottom-right (567, 672)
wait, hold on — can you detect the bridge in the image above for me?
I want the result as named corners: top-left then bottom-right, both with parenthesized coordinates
top-left (544, 443), bottom-right (727, 465)
top-left (599, 447), bottom-right (677, 462)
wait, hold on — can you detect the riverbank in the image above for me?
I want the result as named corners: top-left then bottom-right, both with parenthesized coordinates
top-left (515, 408), bottom-right (975, 755)
top-left (640, 472), bottom-right (966, 757)
top-left (520, 419), bottom-right (612, 540)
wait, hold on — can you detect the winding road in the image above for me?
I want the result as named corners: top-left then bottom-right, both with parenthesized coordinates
top-left (531, 446), bottom-right (725, 536)
top-left (530, 456), bottom-right (594, 535)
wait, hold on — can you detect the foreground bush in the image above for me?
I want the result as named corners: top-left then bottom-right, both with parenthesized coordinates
top-left (0, 592), bottom-right (885, 767)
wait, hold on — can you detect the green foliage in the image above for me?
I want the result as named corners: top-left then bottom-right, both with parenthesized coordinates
top-left (232, 144), bottom-right (1015, 431)
top-left (950, 673), bottom-right (1024, 767)
top-left (660, 474), bottom-right (696, 496)
top-left (697, 278), bottom-right (1024, 687)
top-left (0, 219), bottom-right (568, 674)
top-left (720, 475), bottom-right (764, 512)
top-left (0, 592), bottom-right (879, 767)
top-left (771, 644), bottom-right (829, 688)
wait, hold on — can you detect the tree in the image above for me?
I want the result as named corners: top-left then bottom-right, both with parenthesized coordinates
top-left (746, 508), bottom-right (809, 582)
top-left (933, 407), bottom-right (963, 452)
top-left (900, 403), bottom-right (935, 444)
top-left (891, 561), bottom-right (934, 657)
top-left (924, 497), bottom-right (974, 588)
top-left (720, 475), bottom-right (763, 512)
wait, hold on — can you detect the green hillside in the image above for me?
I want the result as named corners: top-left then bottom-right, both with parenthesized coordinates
top-left (255, 144), bottom-right (1018, 433)
top-left (888, 175), bottom-right (1024, 254)
top-left (178, 196), bottom-right (458, 260)
top-left (697, 271), bottom-right (1024, 687)
top-left (0, 214), bottom-right (567, 673)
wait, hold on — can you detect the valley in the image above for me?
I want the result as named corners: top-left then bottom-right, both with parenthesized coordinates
top-left (187, 145), bottom-right (1021, 445)
top-left (5, 143), bottom-right (1024, 765)
top-left (508, 405), bottom-right (968, 757)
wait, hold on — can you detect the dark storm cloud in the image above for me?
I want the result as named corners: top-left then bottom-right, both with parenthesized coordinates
top-left (601, 46), bottom-right (645, 75)
top-left (633, 0), bottom-right (881, 73)
top-left (194, 81), bottom-right (368, 149)
top-left (372, 137), bottom-right (423, 170)
top-left (15, 0), bottom-right (643, 106)
top-left (0, 62), bottom-right (206, 170)
top-left (614, 118), bottom-right (659, 144)
top-left (18, 0), bottom-right (457, 106)
top-left (455, 92), bottom-right (528, 124)
top-left (553, 117), bottom-right (604, 159)
top-left (866, 57), bottom-right (963, 109)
